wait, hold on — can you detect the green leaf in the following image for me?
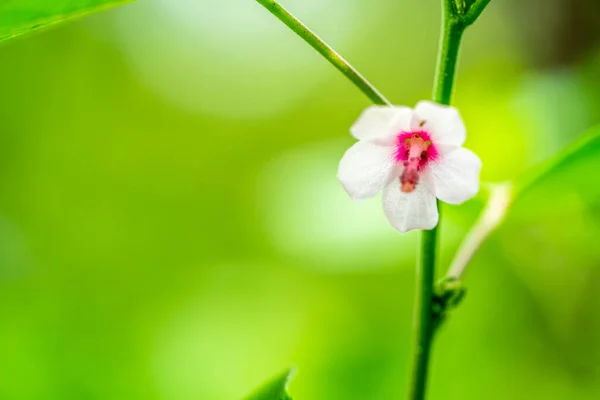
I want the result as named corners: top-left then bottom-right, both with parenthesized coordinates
top-left (460, 123), bottom-right (600, 227)
top-left (511, 124), bottom-right (600, 213)
top-left (492, 125), bottom-right (600, 349)
top-left (243, 369), bottom-right (295, 400)
top-left (0, 0), bottom-right (133, 43)
top-left (447, 124), bottom-right (600, 282)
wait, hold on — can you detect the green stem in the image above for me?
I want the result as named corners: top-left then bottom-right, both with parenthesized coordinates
top-left (464, 0), bottom-right (492, 26)
top-left (409, 226), bottom-right (439, 400)
top-left (409, 2), bottom-right (465, 400)
top-left (256, 0), bottom-right (391, 106)
top-left (432, 15), bottom-right (464, 106)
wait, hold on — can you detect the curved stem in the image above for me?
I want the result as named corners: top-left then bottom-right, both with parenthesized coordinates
top-left (408, 2), bottom-right (464, 400)
top-left (447, 184), bottom-right (512, 279)
top-left (255, 0), bottom-right (391, 105)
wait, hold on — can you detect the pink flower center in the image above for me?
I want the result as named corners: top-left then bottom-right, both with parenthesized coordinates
top-left (394, 130), bottom-right (438, 193)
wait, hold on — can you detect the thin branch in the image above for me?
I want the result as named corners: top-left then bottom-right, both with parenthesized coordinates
top-left (256, 0), bottom-right (391, 105)
top-left (447, 183), bottom-right (513, 279)
top-left (463, 0), bottom-right (493, 26)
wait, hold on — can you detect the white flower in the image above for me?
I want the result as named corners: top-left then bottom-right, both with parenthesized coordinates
top-left (337, 101), bottom-right (482, 233)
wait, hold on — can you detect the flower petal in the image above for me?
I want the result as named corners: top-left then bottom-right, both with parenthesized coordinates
top-left (411, 101), bottom-right (466, 147)
top-left (351, 106), bottom-right (413, 141)
top-left (338, 140), bottom-right (398, 201)
top-left (430, 147), bottom-right (482, 204)
top-left (382, 171), bottom-right (438, 233)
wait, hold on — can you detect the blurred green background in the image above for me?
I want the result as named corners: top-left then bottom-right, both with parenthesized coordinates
top-left (1, 0), bottom-right (600, 399)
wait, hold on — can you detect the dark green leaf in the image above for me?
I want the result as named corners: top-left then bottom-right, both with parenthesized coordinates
top-left (243, 369), bottom-right (295, 400)
top-left (0, 0), bottom-right (133, 43)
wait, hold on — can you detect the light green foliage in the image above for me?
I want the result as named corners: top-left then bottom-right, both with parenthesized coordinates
top-left (0, 0), bottom-right (132, 42)
top-left (491, 123), bottom-right (600, 247)
top-left (514, 124), bottom-right (600, 206)
top-left (499, 125), bottom-right (600, 346)
top-left (462, 124), bottom-right (600, 255)
top-left (244, 370), bottom-right (294, 400)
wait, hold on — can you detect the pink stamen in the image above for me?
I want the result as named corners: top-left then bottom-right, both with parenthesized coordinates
top-left (394, 130), bottom-right (438, 193)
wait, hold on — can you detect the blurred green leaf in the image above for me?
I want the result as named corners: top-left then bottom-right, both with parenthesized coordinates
top-left (0, 0), bottom-right (133, 43)
top-left (464, 123), bottom-right (600, 227)
top-left (511, 123), bottom-right (600, 213)
top-left (497, 125), bottom-right (600, 375)
top-left (450, 124), bottom-right (600, 291)
top-left (244, 369), bottom-right (295, 400)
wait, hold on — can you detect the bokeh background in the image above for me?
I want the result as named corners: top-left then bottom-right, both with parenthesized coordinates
top-left (1, 0), bottom-right (600, 399)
